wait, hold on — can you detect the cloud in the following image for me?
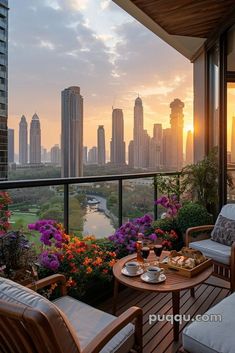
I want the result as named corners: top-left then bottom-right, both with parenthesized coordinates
top-left (39, 39), bottom-right (55, 50)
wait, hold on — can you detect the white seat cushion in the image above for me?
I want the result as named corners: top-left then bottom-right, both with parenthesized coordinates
top-left (53, 296), bottom-right (135, 353)
top-left (189, 239), bottom-right (231, 265)
top-left (183, 292), bottom-right (235, 353)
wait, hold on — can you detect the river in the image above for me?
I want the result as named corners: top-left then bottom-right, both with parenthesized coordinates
top-left (83, 195), bottom-right (116, 238)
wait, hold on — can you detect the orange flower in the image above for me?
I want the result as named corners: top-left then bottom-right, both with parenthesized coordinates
top-left (83, 257), bottom-right (92, 266)
top-left (93, 257), bottom-right (103, 266)
top-left (103, 269), bottom-right (108, 274)
top-left (86, 266), bottom-right (92, 274)
top-left (66, 278), bottom-right (76, 287)
top-left (109, 259), bottom-right (116, 267)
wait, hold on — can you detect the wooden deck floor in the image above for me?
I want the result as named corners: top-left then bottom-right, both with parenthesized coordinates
top-left (99, 277), bottom-right (230, 353)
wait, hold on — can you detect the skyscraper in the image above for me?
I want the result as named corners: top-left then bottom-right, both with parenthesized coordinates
top-left (50, 144), bottom-right (61, 165)
top-left (97, 125), bottom-right (106, 165)
top-left (61, 86), bottom-right (83, 177)
top-left (83, 146), bottom-right (88, 165)
top-left (88, 146), bottom-right (98, 164)
top-left (110, 108), bottom-right (125, 165)
top-left (231, 116), bottom-right (235, 163)
top-left (128, 140), bottom-right (134, 168)
top-left (0, 0), bottom-right (8, 179)
top-left (133, 97), bottom-right (144, 168)
top-left (162, 128), bottom-right (172, 169)
top-left (30, 113), bottom-right (41, 164)
top-left (149, 124), bottom-right (163, 168)
top-left (141, 129), bottom-right (150, 168)
top-left (19, 115), bottom-right (28, 165)
top-left (8, 128), bottom-right (14, 163)
top-left (170, 99), bottom-right (184, 170)
top-left (185, 130), bottom-right (194, 165)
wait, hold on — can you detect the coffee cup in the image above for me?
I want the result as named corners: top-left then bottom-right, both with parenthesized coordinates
top-left (147, 266), bottom-right (164, 281)
top-left (125, 261), bottom-right (140, 275)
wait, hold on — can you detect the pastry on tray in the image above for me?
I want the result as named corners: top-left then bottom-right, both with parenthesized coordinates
top-left (168, 247), bottom-right (206, 269)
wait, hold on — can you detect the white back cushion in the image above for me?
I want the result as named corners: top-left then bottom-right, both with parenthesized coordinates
top-left (220, 204), bottom-right (235, 221)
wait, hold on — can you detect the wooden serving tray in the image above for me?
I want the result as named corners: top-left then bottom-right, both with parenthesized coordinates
top-left (160, 256), bottom-right (213, 277)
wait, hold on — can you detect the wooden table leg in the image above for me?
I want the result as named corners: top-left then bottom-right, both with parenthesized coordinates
top-left (172, 291), bottom-right (180, 341)
top-left (112, 278), bottom-right (119, 315)
top-left (190, 287), bottom-right (195, 297)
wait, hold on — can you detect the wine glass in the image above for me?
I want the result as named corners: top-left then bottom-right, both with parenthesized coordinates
top-left (153, 244), bottom-right (163, 266)
top-left (141, 246), bottom-right (150, 266)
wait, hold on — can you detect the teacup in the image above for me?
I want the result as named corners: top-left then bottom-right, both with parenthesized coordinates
top-left (125, 261), bottom-right (140, 275)
top-left (147, 266), bottom-right (164, 281)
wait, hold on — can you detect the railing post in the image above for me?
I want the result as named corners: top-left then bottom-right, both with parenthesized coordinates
top-left (154, 176), bottom-right (158, 220)
top-left (64, 184), bottom-right (69, 234)
top-left (118, 179), bottom-right (123, 227)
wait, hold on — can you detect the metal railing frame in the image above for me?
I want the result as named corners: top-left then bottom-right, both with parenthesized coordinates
top-left (0, 171), bottom-right (180, 233)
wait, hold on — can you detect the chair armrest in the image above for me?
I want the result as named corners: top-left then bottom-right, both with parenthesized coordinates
top-left (185, 225), bottom-right (214, 246)
top-left (26, 274), bottom-right (67, 296)
top-left (82, 306), bottom-right (143, 353)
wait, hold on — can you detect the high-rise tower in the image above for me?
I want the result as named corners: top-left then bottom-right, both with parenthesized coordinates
top-left (97, 125), bottom-right (106, 165)
top-left (170, 99), bottom-right (184, 170)
top-left (30, 113), bottom-right (41, 164)
top-left (61, 86), bottom-right (83, 177)
top-left (110, 108), bottom-right (125, 165)
top-left (0, 0), bottom-right (8, 179)
top-left (19, 115), bottom-right (28, 165)
top-left (133, 97), bottom-right (144, 168)
top-left (8, 128), bottom-right (14, 163)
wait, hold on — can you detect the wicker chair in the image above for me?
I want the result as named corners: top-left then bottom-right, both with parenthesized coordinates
top-left (0, 274), bottom-right (143, 353)
top-left (186, 204), bottom-right (235, 291)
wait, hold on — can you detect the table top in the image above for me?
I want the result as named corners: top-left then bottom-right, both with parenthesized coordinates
top-left (113, 251), bottom-right (213, 292)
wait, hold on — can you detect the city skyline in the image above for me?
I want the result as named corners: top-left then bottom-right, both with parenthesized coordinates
top-left (8, 0), bottom-right (193, 155)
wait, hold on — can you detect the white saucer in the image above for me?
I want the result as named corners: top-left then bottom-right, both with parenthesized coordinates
top-left (121, 267), bottom-right (144, 277)
top-left (141, 272), bottom-right (166, 284)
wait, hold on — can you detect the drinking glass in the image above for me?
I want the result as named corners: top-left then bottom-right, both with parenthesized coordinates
top-left (153, 244), bottom-right (163, 265)
top-left (141, 246), bottom-right (150, 266)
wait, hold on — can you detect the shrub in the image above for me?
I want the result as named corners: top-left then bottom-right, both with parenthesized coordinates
top-left (177, 202), bottom-right (213, 234)
top-left (152, 217), bottom-right (179, 233)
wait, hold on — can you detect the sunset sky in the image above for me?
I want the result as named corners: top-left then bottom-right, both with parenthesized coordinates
top-left (8, 0), bottom-right (193, 154)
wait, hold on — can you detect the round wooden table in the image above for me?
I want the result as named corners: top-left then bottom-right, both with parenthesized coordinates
top-left (112, 251), bottom-right (213, 341)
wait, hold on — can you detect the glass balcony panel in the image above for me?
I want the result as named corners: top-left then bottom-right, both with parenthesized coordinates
top-left (69, 181), bottom-right (117, 239)
top-left (8, 186), bottom-right (64, 250)
top-left (122, 177), bottom-right (154, 224)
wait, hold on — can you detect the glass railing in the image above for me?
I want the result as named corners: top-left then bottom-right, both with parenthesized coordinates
top-left (0, 172), bottom-right (180, 238)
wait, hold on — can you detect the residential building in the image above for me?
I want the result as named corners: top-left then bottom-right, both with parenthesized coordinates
top-left (128, 140), bottom-right (134, 168)
top-left (110, 108), bottom-right (125, 165)
top-left (97, 125), bottom-right (106, 165)
top-left (50, 144), bottom-right (61, 165)
top-left (149, 123), bottom-right (162, 168)
top-left (133, 96), bottom-right (144, 168)
top-left (61, 86), bottom-right (83, 177)
top-left (88, 146), bottom-right (98, 164)
top-left (185, 130), bottom-right (194, 165)
top-left (83, 146), bottom-right (88, 165)
top-left (7, 128), bottom-right (14, 163)
top-left (162, 128), bottom-right (172, 169)
top-left (170, 98), bottom-right (184, 170)
top-left (0, 0), bottom-right (8, 179)
top-left (30, 113), bottom-right (41, 164)
top-left (19, 115), bottom-right (28, 165)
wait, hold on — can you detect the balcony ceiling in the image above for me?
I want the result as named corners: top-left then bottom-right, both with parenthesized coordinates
top-left (113, 0), bottom-right (235, 60)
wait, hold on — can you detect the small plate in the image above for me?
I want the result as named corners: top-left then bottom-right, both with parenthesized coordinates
top-left (121, 267), bottom-right (144, 277)
top-left (141, 272), bottom-right (166, 284)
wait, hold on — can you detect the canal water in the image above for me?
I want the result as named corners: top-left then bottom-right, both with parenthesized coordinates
top-left (83, 195), bottom-right (115, 238)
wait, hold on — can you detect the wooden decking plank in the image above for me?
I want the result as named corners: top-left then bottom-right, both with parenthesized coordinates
top-left (162, 285), bottom-right (224, 353)
top-left (147, 285), bottom-right (219, 353)
top-left (144, 285), bottom-right (206, 352)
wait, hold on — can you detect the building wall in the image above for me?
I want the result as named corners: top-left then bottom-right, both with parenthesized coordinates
top-left (193, 51), bottom-right (206, 162)
top-left (0, 0), bottom-right (8, 179)
top-left (8, 128), bottom-right (14, 163)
